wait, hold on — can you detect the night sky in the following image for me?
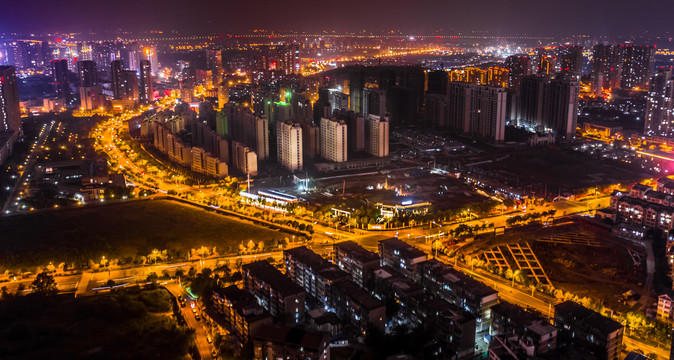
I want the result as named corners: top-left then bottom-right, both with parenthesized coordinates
top-left (1, 0), bottom-right (671, 36)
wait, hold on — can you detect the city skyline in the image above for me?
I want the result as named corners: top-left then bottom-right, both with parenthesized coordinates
top-left (0, 0), bottom-right (672, 37)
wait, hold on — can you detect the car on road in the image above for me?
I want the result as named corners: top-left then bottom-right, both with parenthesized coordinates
top-left (195, 314), bottom-right (201, 321)
top-left (207, 336), bottom-right (212, 344)
top-left (211, 349), bottom-right (217, 358)
top-left (191, 307), bottom-right (197, 313)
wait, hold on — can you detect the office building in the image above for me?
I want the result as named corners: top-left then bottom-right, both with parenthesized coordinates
top-left (277, 121), bottom-right (303, 172)
top-left (364, 114), bottom-right (389, 157)
top-left (242, 260), bottom-right (305, 324)
top-left (320, 117), bottom-right (347, 162)
top-left (644, 68), bottom-right (674, 136)
top-left (620, 45), bottom-right (655, 90)
top-left (554, 301), bottom-right (623, 360)
top-left (51, 59), bottom-right (71, 104)
top-left (505, 55), bottom-right (532, 91)
top-left (139, 60), bottom-right (153, 104)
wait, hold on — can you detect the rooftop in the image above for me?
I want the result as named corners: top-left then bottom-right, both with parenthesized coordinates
top-left (335, 280), bottom-right (384, 311)
top-left (335, 241), bottom-right (380, 263)
top-left (555, 300), bottom-right (623, 335)
top-left (243, 260), bottom-right (305, 297)
top-left (379, 238), bottom-right (427, 260)
top-left (254, 323), bottom-right (326, 352)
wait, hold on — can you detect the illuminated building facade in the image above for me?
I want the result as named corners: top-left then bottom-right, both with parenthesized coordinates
top-left (139, 60), bottom-right (153, 104)
top-left (277, 120), bottom-right (303, 172)
top-left (620, 45), bottom-right (655, 89)
top-left (0, 66), bottom-right (22, 134)
top-left (51, 59), bottom-right (71, 104)
top-left (558, 45), bottom-right (583, 72)
top-left (504, 55), bottom-right (531, 91)
top-left (320, 117), bottom-right (347, 163)
top-left (111, 60), bottom-right (124, 100)
top-left (592, 44), bottom-right (623, 91)
top-left (644, 68), bottom-right (674, 136)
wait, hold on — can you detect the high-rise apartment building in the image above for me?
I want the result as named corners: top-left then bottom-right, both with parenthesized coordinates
top-left (232, 141), bottom-right (258, 176)
top-left (592, 44), bottom-right (623, 92)
top-left (505, 55), bottom-right (531, 91)
top-left (558, 46), bottom-right (584, 72)
top-left (118, 70), bottom-right (139, 103)
top-left (320, 117), bottom-right (347, 163)
top-left (517, 76), bottom-right (546, 131)
top-left (363, 87), bottom-right (387, 117)
top-left (51, 59), bottom-right (71, 104)
top-left (111, 60), bottom-right (124, 100)
top-left (77, 60), bottom-right (97, 87)
top-left (365, 114), bottom-right (389, 157)
top-left (279, 44), bottom-right (300, 75)
top-left (447, 82), bottom-right (474, 133)
top-left (277, 121), bottom-right (303, 172)
top-left (139, 60), bottom-right (154, 104)
top-left (620, 45), bottom-right (655, 89)
top-left (0, 66), bottom-right (21, 133)
top-left (78, 60), bottom-right (103, 110)
top-left (517, 75), bottom-right (579, 139)
top-left (427, 70), bottom-right (449, 95)
top-left (542, 77), bottom-right (579, 139)
top-left (644, 68), bottom-right (674, 136)
top-left (472, 86), bottom-right (507, 142)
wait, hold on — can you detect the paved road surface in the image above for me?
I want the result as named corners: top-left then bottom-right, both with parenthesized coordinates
top-left (165, 282), bottom-right (215, 360)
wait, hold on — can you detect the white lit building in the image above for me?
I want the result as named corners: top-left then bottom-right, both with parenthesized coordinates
top-left (320, 117), bottom-right (347, 163)
top-left (278, 121), bottom-right (303, 172)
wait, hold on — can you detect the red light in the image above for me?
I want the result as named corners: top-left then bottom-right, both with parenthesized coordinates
top-left (74, 57), bottom-right (77, 61)
top-left (56, 38), bottom-right (61, 42)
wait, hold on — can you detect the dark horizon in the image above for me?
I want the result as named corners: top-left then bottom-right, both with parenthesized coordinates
top-left (1, 0), bottom-right (672, 38)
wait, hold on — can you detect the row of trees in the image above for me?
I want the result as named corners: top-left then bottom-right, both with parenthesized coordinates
top-left (505, 210), bottom-right (557, 227)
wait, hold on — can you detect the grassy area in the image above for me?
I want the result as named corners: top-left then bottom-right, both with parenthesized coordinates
top-left (0, 288), bottom-right (193, 359)
top-left (0, 199), bottom-right (287, 272)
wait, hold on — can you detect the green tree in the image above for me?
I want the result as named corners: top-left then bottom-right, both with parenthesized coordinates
top-left (30, 271), bottom-right (58, 296)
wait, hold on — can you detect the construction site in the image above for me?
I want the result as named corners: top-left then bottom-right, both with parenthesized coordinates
top-left (457, 219), bottom-right (649, 311)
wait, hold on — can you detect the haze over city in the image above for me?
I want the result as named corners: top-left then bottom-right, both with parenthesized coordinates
top-left (1, 0), bottom-right (673, 36)
top-left (0, 1), bottom-right (673, 359)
